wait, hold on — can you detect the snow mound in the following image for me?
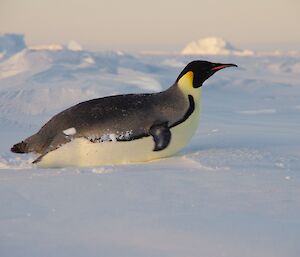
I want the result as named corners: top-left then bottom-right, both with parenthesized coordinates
top-left (0, 33), bottom-right (26, 58)
top-left (0, 50), bottom-right (29, 78)
top-left (0, 49), bottom-right (53, 79)
top-left (29, 41), bottom-right (83, 52)
top-left (0, 47), bottom-right (166, 124)
top-left (67, 40), bottom-right (83, 51)
top-left (181, 37), bottom-right (254, 56)
top-left (267, 61), bottom-right (300, 74)
top-left (29, 44), bottom-right (64, 51)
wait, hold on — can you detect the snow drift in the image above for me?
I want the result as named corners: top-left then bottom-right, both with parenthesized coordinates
top-left (0, 34), bottom-right (300, 257)
top-left (0, 33), bottom-right (26, 59)
top-left (181, 37), bottom-right (254, 56)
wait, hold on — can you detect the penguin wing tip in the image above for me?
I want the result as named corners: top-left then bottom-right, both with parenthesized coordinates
top-left (32, 154), bottom-right (44, 164)
top-left (32, 158), bottom-right (39, 164)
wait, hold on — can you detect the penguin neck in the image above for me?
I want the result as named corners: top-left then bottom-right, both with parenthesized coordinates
top-left (177, 83), bottom-right (201, 103)
top-left (175, 72), bottom-right (202, 104)
top-left (163, 82), bottom-right (201, 118)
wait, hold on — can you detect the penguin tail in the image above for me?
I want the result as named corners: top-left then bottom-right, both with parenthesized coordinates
top-left (11, 133), bottom-right (43, 154)
top-left (11, 141), bottom-right (29, 154)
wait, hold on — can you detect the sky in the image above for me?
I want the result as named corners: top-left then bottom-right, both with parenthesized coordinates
top-left (0, 0), bottom-right (299, 52)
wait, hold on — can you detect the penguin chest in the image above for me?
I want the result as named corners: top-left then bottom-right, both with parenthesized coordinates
top-left (168, 103), bottom-right (200, 153)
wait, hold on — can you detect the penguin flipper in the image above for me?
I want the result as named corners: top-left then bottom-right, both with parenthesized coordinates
top-left (149, 122), bottom-right (171, 151)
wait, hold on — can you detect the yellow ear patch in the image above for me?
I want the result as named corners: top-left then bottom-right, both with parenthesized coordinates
top-left (177, 71), bottom-right (194, 94)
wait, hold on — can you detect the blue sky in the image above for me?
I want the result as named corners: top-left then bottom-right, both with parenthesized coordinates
top-left (0, 0), bottom-right (299, 51)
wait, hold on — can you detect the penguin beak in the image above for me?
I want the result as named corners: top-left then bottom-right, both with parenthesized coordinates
top-left (211, 63), bottom-right (238, 71)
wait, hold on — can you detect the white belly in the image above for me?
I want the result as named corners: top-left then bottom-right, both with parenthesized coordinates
top-left (38, 95), bottom-right (201, 168)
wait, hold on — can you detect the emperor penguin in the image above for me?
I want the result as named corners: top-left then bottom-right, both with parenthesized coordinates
top-left (11, 60), bottom-right (237, 167)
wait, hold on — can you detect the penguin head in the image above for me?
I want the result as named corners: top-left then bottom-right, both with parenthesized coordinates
top-left (176, 60), bottom-right (237, 89)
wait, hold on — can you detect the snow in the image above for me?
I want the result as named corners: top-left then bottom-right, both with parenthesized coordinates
top-left (0, 38), bottom-right (300, 256)
top-left (0, 50), bottom-right (30, 79)
top-left (29, 44), bottom-right (64, 51)
top-left (0, 33), bottom-right (26, 59)
top-left (109, 134), bottom-right (117, 142)
top-left (67, 40), bottom-right (83, 51)
top-left (63, 127), bottom-right (77, 136)
top-left (181, 37), bottom-right (254, 56)
top-left (88, 131), bottom-right (133, 143)
top-left (238, 109), bottom-right (277, 115)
